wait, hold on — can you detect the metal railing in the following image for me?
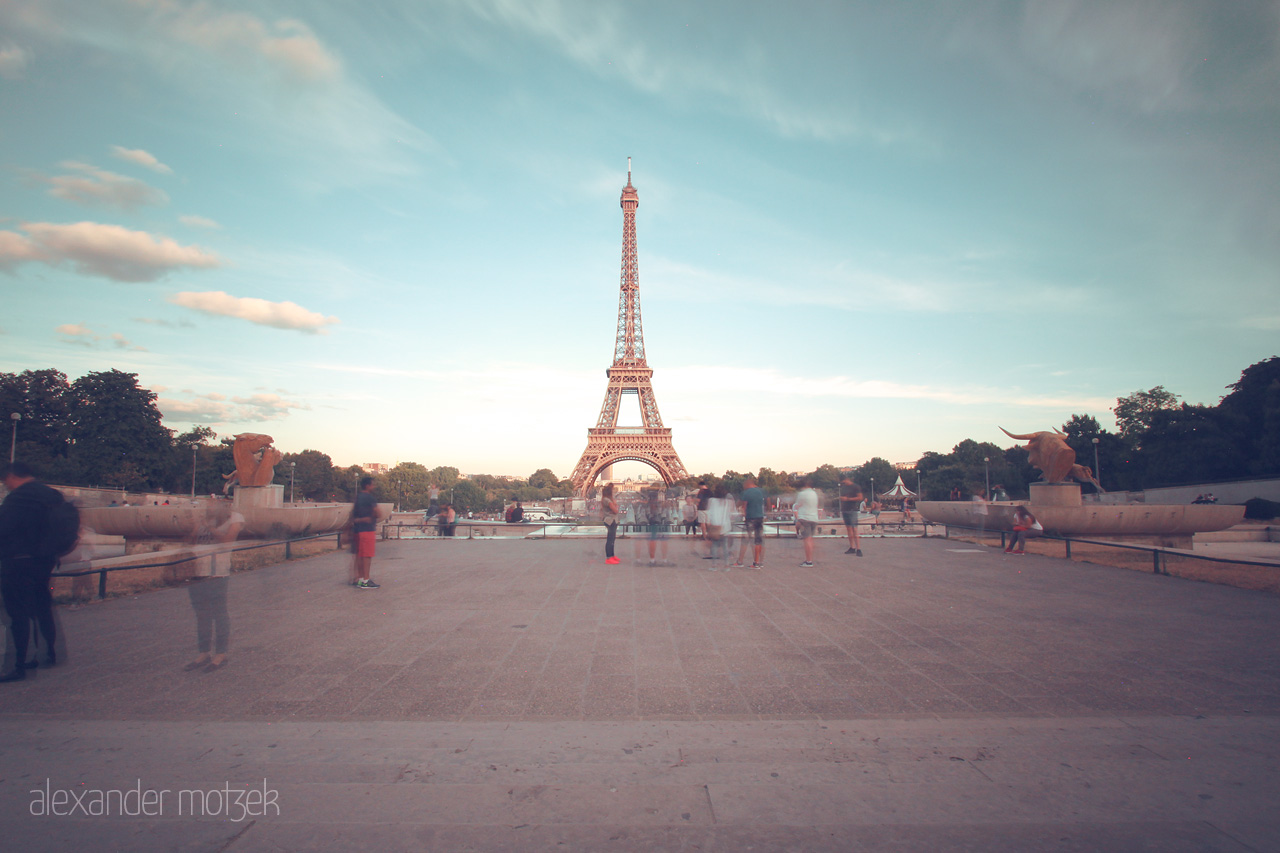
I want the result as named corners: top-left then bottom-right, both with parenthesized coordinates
top-left (52, 531), bottom-right (344, 599)
top-left (933, 523), bottom-right (1280, 575)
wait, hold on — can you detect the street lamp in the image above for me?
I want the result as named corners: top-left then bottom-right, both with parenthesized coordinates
top-left (1092, 437), bottom-right (1101, 489)
top-left (290, 461), bottom-right (297, 504)
top-left (983, 456), bottom-right (990, 498)
top-left (190, 444), bottom-right (198, 497)
top-left (916, 469), bottom-right (922, 501)
top-left (870, 477), bottom-right (875, 504)
top-left (9, 412), bottom-right (19, 463)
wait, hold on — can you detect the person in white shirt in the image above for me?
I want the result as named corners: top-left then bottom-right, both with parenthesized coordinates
top-left (793, 477), bottom-right (819, 567)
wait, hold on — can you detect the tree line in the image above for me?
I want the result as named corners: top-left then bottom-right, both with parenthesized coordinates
top-left (3, 357), bottom-right (1276, 512)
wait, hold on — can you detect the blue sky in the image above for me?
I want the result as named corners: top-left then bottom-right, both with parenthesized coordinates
top-left (2, 0), bottom-right (1277, 479)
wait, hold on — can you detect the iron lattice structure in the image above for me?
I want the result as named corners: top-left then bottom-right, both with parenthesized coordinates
top-left (570, 163), bottom-right (688, 497)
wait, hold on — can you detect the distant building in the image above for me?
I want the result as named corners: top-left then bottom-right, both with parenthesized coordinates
top-left (362, 463), bottom-right (389, 474)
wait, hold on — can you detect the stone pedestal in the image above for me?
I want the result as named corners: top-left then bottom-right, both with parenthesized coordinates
top-left (233, 484), bottom-right (284, 511)
top-left (1030, 482), bottom-right (1082, 507)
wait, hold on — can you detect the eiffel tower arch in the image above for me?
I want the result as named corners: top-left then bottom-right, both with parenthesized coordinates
top-left (570, 161), bottom-right (688, 497)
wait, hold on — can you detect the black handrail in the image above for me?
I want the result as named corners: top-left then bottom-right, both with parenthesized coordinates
top-left (933, 523), bottom-right (1280, 574)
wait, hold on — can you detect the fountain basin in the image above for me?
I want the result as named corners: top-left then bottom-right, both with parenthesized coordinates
top-left (917, 501), bottom-right (1244, 538)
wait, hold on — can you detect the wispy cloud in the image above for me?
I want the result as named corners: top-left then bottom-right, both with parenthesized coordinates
top-left (169, 291), bottom-right (339, 334)
top-left (110, 145), bottom-right (173, 174)
top-left (449, 0), bottom-right (915, 146)
top-left (56, 323), bottom-right (147, 351)
top-left (3, 0), bottom-right (437, 187)
top-left (179, 214), bottom-right (221, 229)
top-left (0, 42), bottom-right (29, 78)
top-left (0, 221), bottom-right (220, 282)
top-left (158, 390), bottom-right (310, 424)
top-left (38, 161), bottom-right (169, 210)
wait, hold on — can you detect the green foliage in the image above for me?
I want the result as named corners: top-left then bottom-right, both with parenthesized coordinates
top-left (280, 449), bottom-right (337, 502)
top-left (69, 370), bottom-right (173, 488)
top-left (1113, 385), bottom-right (1180, 444)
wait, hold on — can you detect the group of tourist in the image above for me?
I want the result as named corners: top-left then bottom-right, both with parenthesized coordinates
top-left (597, 471), bottom-right (883, 570)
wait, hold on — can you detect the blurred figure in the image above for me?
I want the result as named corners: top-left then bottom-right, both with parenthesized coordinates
top-left (793, 476), bottom-right (819, 567)
top-left (439, 503), bottom-right (457, 537)
top-left (645, 486), bottom-right (670, 566)
top-left (839, 474), bottom-right (863, 557)
top-left (681, 496), bottom-right (698, 536)
top-left (1005, 505), bottom-right (1040, 554)
top-left (695, 481), bottom-right (712, 556)
top-left (602, 484), bottom-right (620, 564)
top-left (0, 462), bottom-right (71, 682)
top-left (705, 483), bottom-right (733, 568)
top-left (733, 475), bottom-right (766, 569)
top-left (184, 502), bottom-right (243, 672)
top-left (901, 497), bottom-right (913, 524)
top-left (353, 476), bottom-right (382, 589)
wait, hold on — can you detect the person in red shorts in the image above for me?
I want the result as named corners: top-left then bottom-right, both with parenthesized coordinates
top-left (353, 476), bottom-right (382, 589)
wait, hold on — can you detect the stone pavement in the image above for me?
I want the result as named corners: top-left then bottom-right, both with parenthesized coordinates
top-left (2, 534), bottom-right (1280, 851)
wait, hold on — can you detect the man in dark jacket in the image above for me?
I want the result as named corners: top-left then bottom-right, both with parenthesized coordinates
top-left (0, 462), bottom-right (63, 682)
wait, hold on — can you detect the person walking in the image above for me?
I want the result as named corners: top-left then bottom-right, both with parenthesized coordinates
top-left (352, 476), bottom-right (382, 589)
top-left (602, 483), bottom-right (620, 564)
top-left (733, 475), bottom-right (767, 569)
top-left (793, 476), bottom-right (819, 567)
top-left (0, 462), bottom-right (72, 682)
top-left (839, 474), bottom-right (863, 556)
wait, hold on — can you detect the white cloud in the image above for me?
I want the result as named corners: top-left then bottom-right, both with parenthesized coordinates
top-left (110, 145), bottom-right (173, 174)
top-left (3, 0), bottom-right (437, 186)
top-left (42, 161), bottom-right (169, 210)
top-left (169, 291), bottom-right (339, 334)
top-left (55, 323), bottom-right (146, 351)
top-left (0, 42), bottom-right (29, 78)
top-left (0, 221), bottom-right (220, 282)
top-left (179, 214), bottom-right (221, 229)
top-left (158, 390), bottom-right (310, 424)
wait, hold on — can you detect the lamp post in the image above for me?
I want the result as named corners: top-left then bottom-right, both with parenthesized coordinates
top-left (1092, 437), bottom-right (1101, 489)
top-left (983, 456), bottom-right (990, 498)
top-left (870, 477), bottom-right (875, 505)
top-left (190, 444), bottom-right (198, 498)
top-left (916, 469), bottom-right (922, 501)
top-left (9, 412), bottom-right (19, 463)
top-left (290, 461), bottom-right (297, 504)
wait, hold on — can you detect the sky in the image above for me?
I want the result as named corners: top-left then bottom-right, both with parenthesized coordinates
top-left (1, 0), bottom-right (1278, 480)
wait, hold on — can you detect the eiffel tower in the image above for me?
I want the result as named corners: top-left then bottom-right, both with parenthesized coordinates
top-left (569, 160), bottom-right (688, 496)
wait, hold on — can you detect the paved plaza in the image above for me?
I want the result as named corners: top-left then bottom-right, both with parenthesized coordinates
top-left (2, 534), bottom-right (1280, 851)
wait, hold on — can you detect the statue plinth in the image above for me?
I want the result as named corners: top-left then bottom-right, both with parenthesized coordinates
top-left (1029, 482), bottom-right (1082, 507)
top-left (233, 484), bottom-right (284, 511)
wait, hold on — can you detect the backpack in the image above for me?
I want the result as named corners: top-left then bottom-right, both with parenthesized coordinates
top-left (42, 493), bottom-right (81, 560)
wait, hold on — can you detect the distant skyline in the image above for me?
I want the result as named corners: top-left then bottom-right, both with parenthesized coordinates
top-left (2, 1), bottom-right (1277, 478)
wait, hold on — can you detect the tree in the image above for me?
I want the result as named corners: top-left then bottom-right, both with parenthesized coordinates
top-left (279, 449), bottom-right (337, 502)
top-left (808, 463), bottom-right (842, 492)
top-left (428, 466), bottom-right (460, 489)
top-left (852, 457), bottom-right (897, 498)
top-left (1219, 357), bottom-right (1280, 477)
top-left (528, 468), bottom-right (559, 489)
top-left (69, 370), bottom-right (172, 488)
top-left (0, 369), bottom-right (73, 476)
top-left (450, 480), bottom-right (487, 515)
top-left (380, 461), bottom-right (432, 510)
top-left (1113, 386), bottom-right (1180, 444)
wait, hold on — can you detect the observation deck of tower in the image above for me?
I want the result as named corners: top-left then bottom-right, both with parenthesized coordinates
top-left (569, 160), bottom-right (688, 496)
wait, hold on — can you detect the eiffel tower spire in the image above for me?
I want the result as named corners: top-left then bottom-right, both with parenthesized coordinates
top-left (570, 160), bottom-right (688, 496)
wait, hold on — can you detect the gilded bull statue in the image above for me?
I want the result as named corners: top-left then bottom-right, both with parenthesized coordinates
top-left (221, 433), bottom-right (285, 493)
top-left (999, 427), bottom-right (1105, 491)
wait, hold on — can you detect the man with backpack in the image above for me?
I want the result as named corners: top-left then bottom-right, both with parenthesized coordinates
top-left (0, 462), bottom-right (77, 682)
